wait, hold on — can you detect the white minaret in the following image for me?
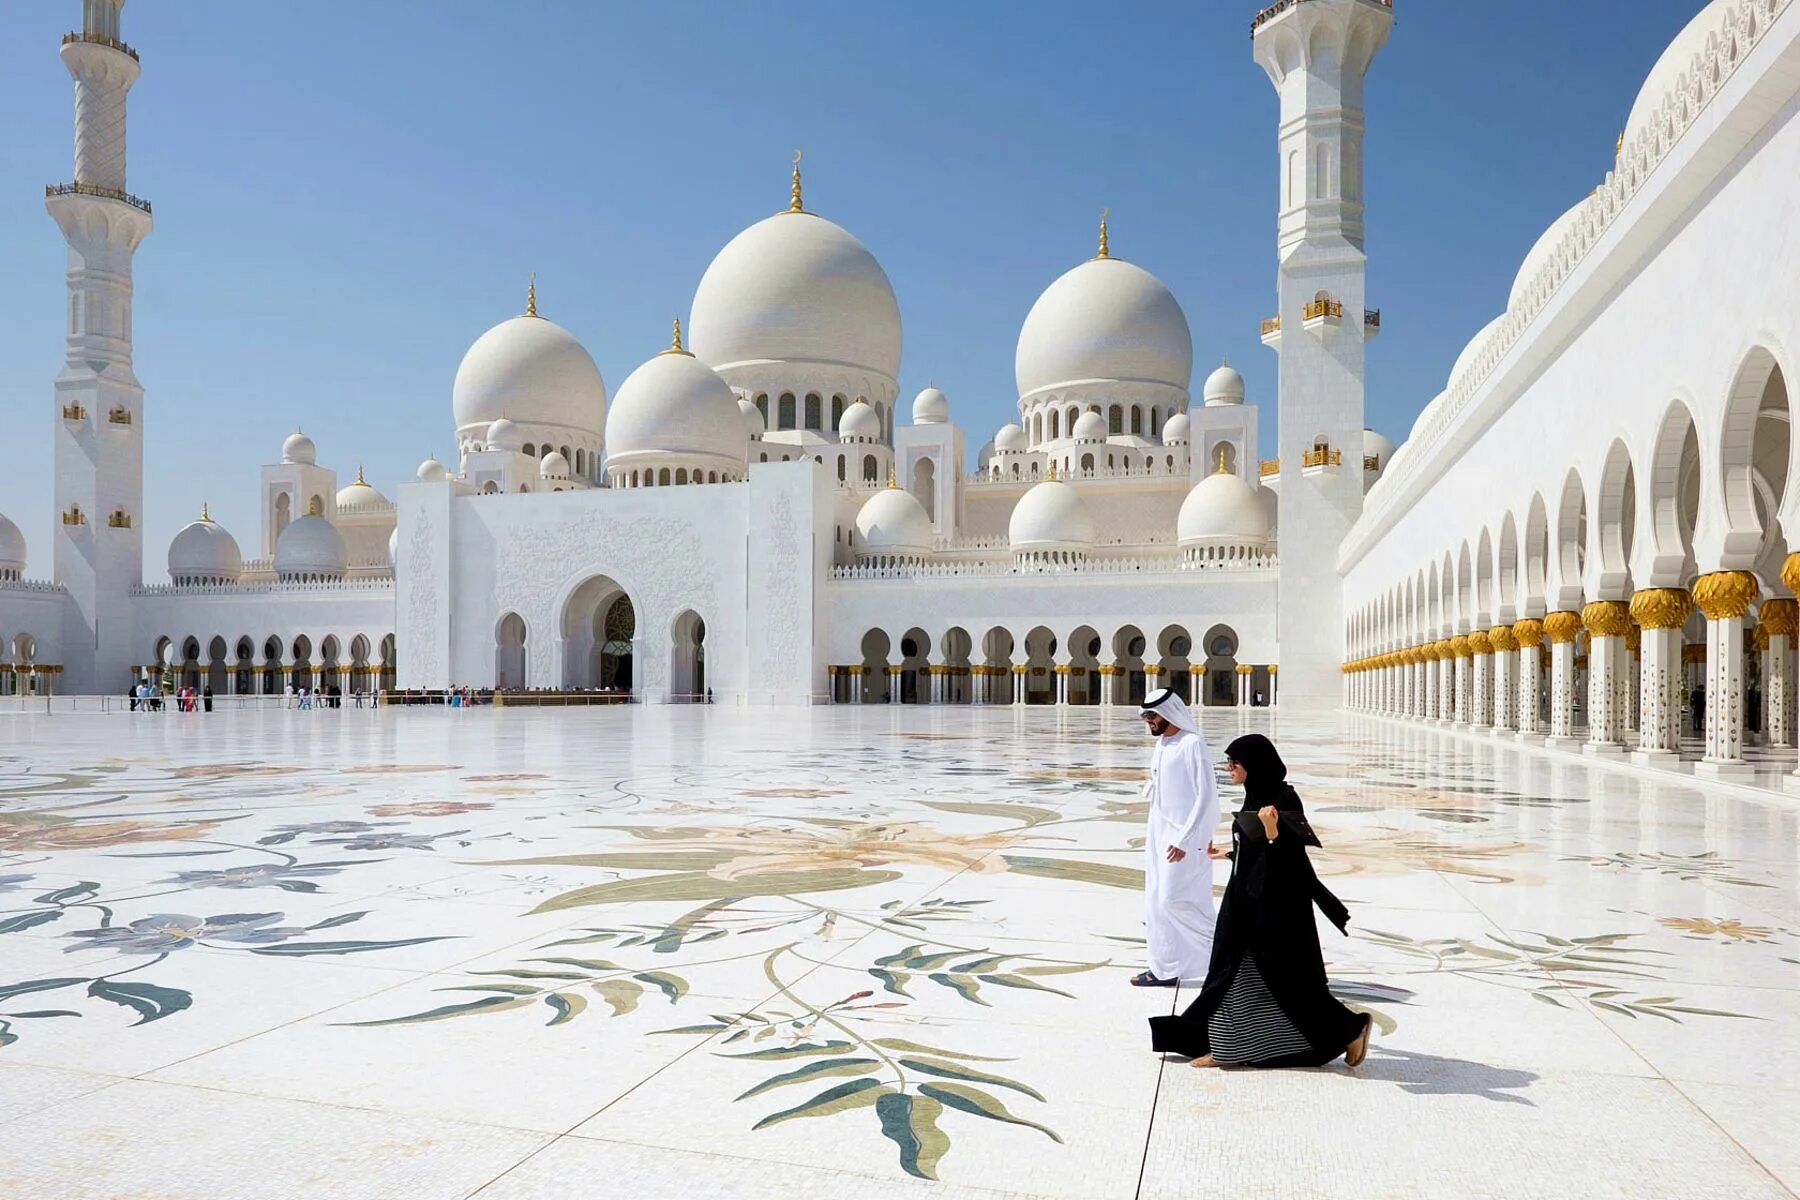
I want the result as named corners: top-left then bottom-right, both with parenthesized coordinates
top-left (1253, 0), bottom-right (1392, 707)
top-left (47, 0), bottom-right (152, 694)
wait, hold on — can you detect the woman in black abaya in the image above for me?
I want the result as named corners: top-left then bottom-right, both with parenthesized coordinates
top-left (1148, 733), bottom-right (1372, 1069)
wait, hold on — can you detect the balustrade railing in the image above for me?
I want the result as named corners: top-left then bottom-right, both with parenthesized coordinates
top-left (62, 31), bottom-right (139, 61)
top-left (46, 182), bottom-right (152, 215)
top-left (1252, 0), bottom-right (1391, 35)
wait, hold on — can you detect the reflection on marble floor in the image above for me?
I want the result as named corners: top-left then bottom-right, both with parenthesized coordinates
top-left (0, 706), bottom-right (1796, 1199)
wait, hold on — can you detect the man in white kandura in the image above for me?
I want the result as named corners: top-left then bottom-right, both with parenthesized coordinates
top-left (1131, 687), bottom-right (1221, 987)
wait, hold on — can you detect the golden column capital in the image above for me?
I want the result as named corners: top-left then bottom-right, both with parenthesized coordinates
top-left (1468, 630), bottom-right (1492, 655)
top-left (1629, 587), bottom-right (1693, 630)
top-left (1543, 610), bottom-right (1583, 645)
top-left (1449, 635), bottom-right (1472, 659)
top-left (1753, 625), bottom-right (1771, 652)
top-left (1512, 618), bottom-right (1544, 648)
top-left (1235, 664), bottom-right (1253, 676)
top-left (1692, 570), bottom-right (1759, 621)
top-left (1781, 552), bottom-right (1800, 599)
top-left (1488, 625), bottom-right (1517, 653)
top-left (1195, 665), bottom-right (1208, 676)
top-left (1267, 664), bottom-right (1278, 675)
top-left (1625, 624), bottom-right (1641, 653)
top-left (1758, 597), bottom-right (1798, 637)
top-left (1580, 599), bottom-right (1632, 638)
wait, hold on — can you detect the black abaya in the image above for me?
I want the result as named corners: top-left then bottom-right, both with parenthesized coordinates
top-left (1149, 734), bottom-right (1366, 1067)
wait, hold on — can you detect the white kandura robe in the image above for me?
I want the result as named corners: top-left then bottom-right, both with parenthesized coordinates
top-left (1143, 728), bottom-right (1221, 982)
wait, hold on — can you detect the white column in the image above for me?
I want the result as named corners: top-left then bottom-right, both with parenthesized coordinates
top-left (1451, 640), bottom-right (1471, 725)
top-left (1764, 599), bottom-right (1796, 749)
top-left (1582, 601), bottom-right (1630, 755)
top-left (1629, 589), bottom-right (1690, 763)
top-left (1694, 572), bottom-right (1758, 777)
top-left (1514, 622), bottom-right (1543, 739)
top-left (1470, 636), bottom-right (1492, 728)
top-left (1489, 629), bottom-right (1515, 732)
top-left (1269, 667), bottom-right (1279, 708)
top-left (1544, 612), bottom-right (1580, 744)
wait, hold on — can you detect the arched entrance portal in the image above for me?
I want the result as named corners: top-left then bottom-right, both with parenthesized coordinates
top-left (562, 576), bottom-right (636, 692)
top-left (1201, 624), bottom-right (1239, 706)
top-left (496, 613), bottom-right (527, 690)
top-left (672, 610), bottom-right (706, 702)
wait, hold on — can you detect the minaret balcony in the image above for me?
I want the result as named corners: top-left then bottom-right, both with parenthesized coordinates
top-left (1259, 458), bottom-right (1281, 479)
top-left (1302, 297), bottom-right (1344, 336)
top-left (46, 182), bottom-right (152, 216)
top-left (1259, 315), bottom-right (1282, 349)
top-left (1252, 0), bottom-right (1393, 36)
top-left (62, 32), bottom-right (139, 62)
top-left (1363, 308), bottom-right (1381, 341)
top-left (1301, 446), bottom-right (1344, 473)
top-left (107, 408), bottom-right (132, 426)
top-left (61, 403), bottom-right (87, 422)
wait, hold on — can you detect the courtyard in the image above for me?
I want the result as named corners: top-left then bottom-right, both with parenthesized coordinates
top-left (0, 704), bottom-right (1795, 1199)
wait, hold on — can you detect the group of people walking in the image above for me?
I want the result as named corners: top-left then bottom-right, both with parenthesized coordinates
top-left (1135, 689), bottom-right (1372, 1070)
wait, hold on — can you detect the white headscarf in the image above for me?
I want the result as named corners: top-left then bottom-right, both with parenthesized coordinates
top-left (1140, 686), bottom-right (1199, 736)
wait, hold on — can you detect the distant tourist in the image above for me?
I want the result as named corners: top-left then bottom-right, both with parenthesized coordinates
top-left (1150, 734), bottom-right (1372, 1069)
top-left (1131, 688), bottom-right (1220, 988)
top-left (202, 684), bottom-right (214, 713)
top-left (284, 683), bottom-right (295, 709)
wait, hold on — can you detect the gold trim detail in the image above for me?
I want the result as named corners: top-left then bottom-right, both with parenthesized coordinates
top-left (1760, 597), bottom-right (1799, 638)
top-left (1542, 611), bottom-right (1582, 645)
top-left (1629, 588), bottom-right (1692, 631)
top-left (1580, 600), bottom-right (1632, 638)
top-left (1692, 571), bottom-right (1759, 621)
top-left (1488, 625), bottom-right (1517, 653)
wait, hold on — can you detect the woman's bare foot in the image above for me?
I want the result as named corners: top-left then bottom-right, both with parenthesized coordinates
top-left (1189, 1055), bottom-right (1218, 1069)
top-left (1344, 1015), bottom-right (1373, 1067)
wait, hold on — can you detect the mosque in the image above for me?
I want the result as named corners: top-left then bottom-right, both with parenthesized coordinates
top-left (6, 0), bottom-right (1800, 774)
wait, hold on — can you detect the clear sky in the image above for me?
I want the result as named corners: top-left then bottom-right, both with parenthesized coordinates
top-left (0, 1), bottom-right (1708, 563)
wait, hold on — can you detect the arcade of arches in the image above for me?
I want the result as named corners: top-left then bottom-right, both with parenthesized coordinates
top-left (828, 623), bottom-right (1275, 706)
top-left (144, 633), bottom-right (396, 695)
top-left (1344, 353), bottom-right (1800, 786)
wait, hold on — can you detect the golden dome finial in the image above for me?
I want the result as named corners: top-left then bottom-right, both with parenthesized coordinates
top-left (199, 502), bottom-right (211, 522)
top-left (886, 462), bottom-right (897, 489)
top-left (1046, 459), bottom-right (1058, 482)
top-left (525, 272), bottom-right (539, 318)
top-left (356, 463), bottom-right (367, 485)
top-left (660, 315), bottom-right (692, 356)
top-left (1215, 445), bottom-right (1230, 474)
top-left (789, 149), bottom-right (804, 213)
top-left (1095, 207), bottom-right (1110, 260)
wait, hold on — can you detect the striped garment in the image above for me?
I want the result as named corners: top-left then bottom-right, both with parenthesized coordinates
top-left (1206, 953), bottom-right (1315, 1065)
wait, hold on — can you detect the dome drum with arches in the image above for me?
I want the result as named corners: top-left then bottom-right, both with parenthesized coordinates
top-left (604, 319), bottom-right (749, 485)
top-left (451, 281), bottom-right (608, 457)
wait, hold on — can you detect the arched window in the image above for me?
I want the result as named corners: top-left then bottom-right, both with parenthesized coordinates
top-left (523, 443), bottom-right (536, 459)
top-left (755, 394), bottom-right (769, 426)
top-left (1049, 411), bottom-right (1060, 440)
top-left (862, 454), bottom-right (877, 482)
top-left (676, 468), bottom-right (688, 485)
top-left (1082, 453), bottom-right (1095, 473)
top-left (1150, 406), bottom-right (1160, 435)
top-left (805, 394), bottom-right (822, 429)
top-left (1108, 405), bottom-right (1123, 435)
top-left (1130, 407), bottom-right (1142, 435)
top-left (837, 456), bottom-right (846, 482)
top-left (831, 395), bottom-right (846, 430)
top-left (778, 393), bottom-right (796, 429)
top-left (659, 468), bottom-right (672, 485)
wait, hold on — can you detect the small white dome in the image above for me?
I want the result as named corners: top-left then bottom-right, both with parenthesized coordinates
top-left (1015, 256), bottom-right (1192, 399)
top-left (335, 469), bottom-right (388, 509)
top-left (1162, 412), bottom-right (1191, 446)
top-left (1071, 410), bottom-right (1107, 442)
top-left (1178, 469), bottom-right (1272, 547)
top-left (994, 423), bottom-right (1027, 453)
top-left (416, 457), bottom-right (449, 482)
top-left (167, 511), bottom-right (242, 584)
top-left (839, 399), bottom-right (882, 442)
top-left (540, 450), bottom-right (570, 479)
top-left (1623, 2), bottom-right (1729, 156)
top-left (1411, 391), bottom-right (1449, 442)
top-left (1449, 317), bottom-right (1507, 390)
top-left (452, 311), bottom-right (607, 441)
top-left (1202, 362), bottom-right (1245, 406)
top-left (1009, 476), bottom-right (1095, 553)
top-left (486, 418), bottom-right (524, 452)
top-left (1363, 428), bottom-right (1396, 471)
top-left (738, 396), bottom-right (766, 437)
top-left (911, 386), bottom-right (949, 424)
top-left (689, 210), bottom-right (902, 382)
top-left (605, 347), bottom-right (747, 467)
top-left (273, 514), bottom-right (347, 580)
top-left (0, 513), bottom-right (27, 575)
top-left (387, 527), bottom-right (398, 567)
top-left (281, 430), bottom-right (316, 466)
top-left (854, 486), bottom-right (933, 557)
top-left (1509, 202), bottom-right (1585, 311)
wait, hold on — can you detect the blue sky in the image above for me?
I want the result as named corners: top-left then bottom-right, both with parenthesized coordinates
top-left (0, 1), bottom-right (1707, 561)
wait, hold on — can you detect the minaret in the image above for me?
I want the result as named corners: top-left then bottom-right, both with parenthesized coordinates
top-left (1252, 0), bottom-right (1392, 707)
top-left (47, 0), bottom-right (152, 694)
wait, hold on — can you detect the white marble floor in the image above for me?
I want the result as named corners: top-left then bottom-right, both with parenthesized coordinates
top-left (0, 705), bottom-right (1795, 1199)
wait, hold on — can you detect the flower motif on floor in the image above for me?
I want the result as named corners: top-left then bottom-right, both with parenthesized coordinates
top-left (159, 863), bottom-right (351, 892)
top-left (1656, 916), bottom-right (1777, 942)
top-left (0, 816), bottom-right (226, 853)
top-left (315, 830), bottom-right (469, 852)
top-left (257, 820), bottom-right (403, 846)
top-left (655, 820), bottom-right (1022, 881)
top-left (0, 872), bottom-right (36, 893)
top-left (64, 912), bottom-right (310, 955)
top-left (366, 801), bottom-right (493, 817)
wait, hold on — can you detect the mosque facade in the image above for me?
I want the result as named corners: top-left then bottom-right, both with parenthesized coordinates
top-left (10, 0), bottom-right (1794, 739)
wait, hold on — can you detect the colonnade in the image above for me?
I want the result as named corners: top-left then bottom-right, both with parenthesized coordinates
top-left (826, 661), bottom-right (1278, 706)
top-left (1345, 566), bottom-right (1798, 781)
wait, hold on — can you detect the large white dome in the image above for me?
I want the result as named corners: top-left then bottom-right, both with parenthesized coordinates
top-left (1509, 202), bottom-right (1585, 311)
top-left (1015, 256), bottom-right (1192, 399)
top-left (1009, 477), bottom-right (1095, 553)
top-left (273, 514), bottom-right (346, 581)
top-left (1624, 2), bottom-right (1729, 154)
top-left (452, 313), bottom-right (607, 439)
top-left (335, 468), bottom-right (388, 510)
top-left (167, 511), bottom-right (243, 584)
top-left (689, 212), bottom-right (901, 380)
top-left (605, 347), bottom-right (747, 467)
top-left (854, 486), bottom-right (933, 558)
top-left (0, 513), bottom-right (25, 576)
top-left (1178, 470), bottom-right (1272, 547)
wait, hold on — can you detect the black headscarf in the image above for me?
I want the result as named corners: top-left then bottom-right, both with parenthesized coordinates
top-left (1224, 734), bottom-right (1293, 809)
